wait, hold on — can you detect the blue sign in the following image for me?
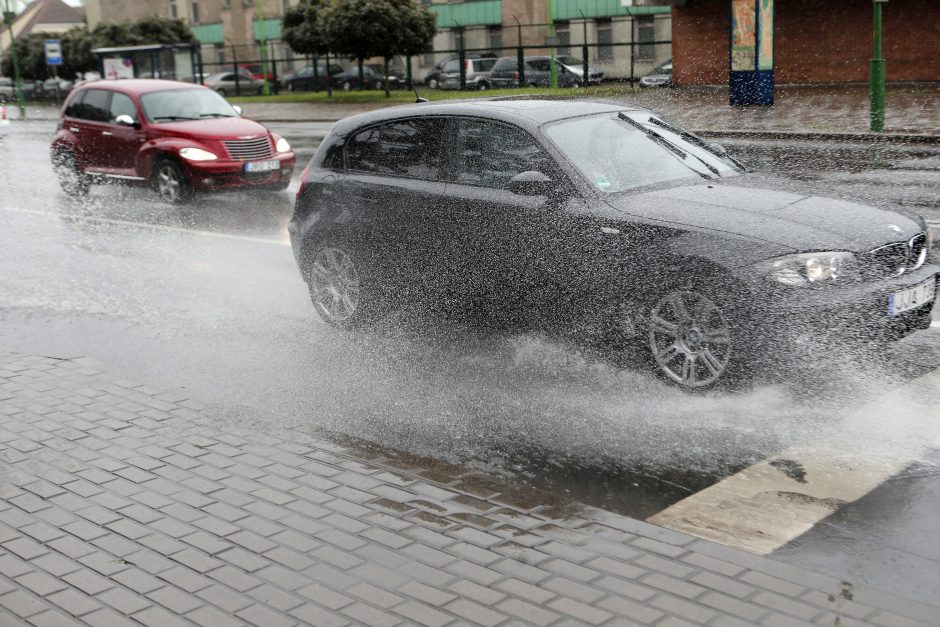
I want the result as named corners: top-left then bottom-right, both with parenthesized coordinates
top-left (44, 40), bottom-right (63, 66)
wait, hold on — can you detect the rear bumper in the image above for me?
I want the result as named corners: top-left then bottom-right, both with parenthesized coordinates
top-left (184, 152), bottom-right (295, 190)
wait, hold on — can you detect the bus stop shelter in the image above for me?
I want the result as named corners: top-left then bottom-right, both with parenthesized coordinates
top-left (91, 43), bottom-right (204, 83)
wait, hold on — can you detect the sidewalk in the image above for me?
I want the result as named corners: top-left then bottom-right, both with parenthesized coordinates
top-left (2, 349), bottom-right (938, 626)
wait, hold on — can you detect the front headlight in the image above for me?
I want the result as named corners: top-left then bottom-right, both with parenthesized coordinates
top-left (179, 147), bottom-right (218, 161)
top-left (756, 252), bottom-right (855, 286)
top-left (276, 137), bottom-right (291, 153)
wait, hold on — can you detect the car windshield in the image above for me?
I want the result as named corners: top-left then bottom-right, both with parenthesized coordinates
top-left (557, 56), bottom-right (583, 67)
top-left (545, 111), bottom-right (741, 193)
top-left (139, 88), bottom-right (238, 122)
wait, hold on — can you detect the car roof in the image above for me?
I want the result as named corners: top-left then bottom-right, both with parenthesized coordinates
top-left (331, 98), bottom-right (647, 137)
top-left (73, 79), bottom-right (207, 95)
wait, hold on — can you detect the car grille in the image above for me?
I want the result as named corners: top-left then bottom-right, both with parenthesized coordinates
top-left (860, 232), bottom-right (928, 278)
top-left (223, 137), bottom-right (272, 161)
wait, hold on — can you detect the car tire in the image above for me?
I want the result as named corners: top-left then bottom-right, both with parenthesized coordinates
top-left (640, 281), bottom-right (755, 391)
top-left (153, 158), bottom-right (194, 205)
top-left (215, 88), bottom-right (227, 97)
top-left (477, 81), bottom-right (489, 91)
top-left (374, 80), bottom-right (383, 90)
top-left (51, 149), bottom-right (89, 197)
top-left (342, 81), bottom-right (352, 91)
top-left (306, 242), bottom-right (387, 328)
top-left (428, 78), bottom-right (438, 89)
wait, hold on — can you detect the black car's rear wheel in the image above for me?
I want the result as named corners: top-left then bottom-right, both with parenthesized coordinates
top-left (307, 243), bottom-right (386, 328)
top-left (428, 78), bottom-right (439, 89)
top-left (52, 150), bottom-right (89, 197)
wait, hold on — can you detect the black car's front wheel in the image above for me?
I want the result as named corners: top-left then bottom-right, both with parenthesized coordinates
top-left (307, 243), bottom-right (386, 328)
top-left (645, 288), bottom-right (747, 390)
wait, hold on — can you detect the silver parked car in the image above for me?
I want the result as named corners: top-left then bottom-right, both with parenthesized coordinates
top-left (202, 72), bottom-right (264, 96)
top-left (439, 57), bottom-right (497, 90)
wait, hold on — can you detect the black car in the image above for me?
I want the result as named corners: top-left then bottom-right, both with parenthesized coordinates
top-left (334, 64), bottom-right (405, 91)
top-left (288, 100), bottom-right (936, 390)
top-left (490, 56), bottom-right (587, 88)
top-left (284, 63), bottom-right (344, 92)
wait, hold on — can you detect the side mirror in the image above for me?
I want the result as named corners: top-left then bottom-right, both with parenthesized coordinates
top-left (115, 114), bottom-right (138, 128)
top-left (508, 170), bottom-right (553, 196)
top-left (232, 105), bottom-right (243, 115)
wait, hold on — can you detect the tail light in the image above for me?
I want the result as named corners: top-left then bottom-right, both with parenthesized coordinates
top-left (296, 163), bottom-right (311, 201)
top-left (465, 60), bottom-right (472, 72)
top-left (513, 71), bottom-right (519, 81)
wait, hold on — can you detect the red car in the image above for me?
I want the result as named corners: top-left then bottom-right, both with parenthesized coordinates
top-left (51, 79), bottom-right (295, 203)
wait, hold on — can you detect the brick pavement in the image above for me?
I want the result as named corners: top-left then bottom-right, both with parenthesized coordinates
top-left (1, 350), bottom-right (938, 626)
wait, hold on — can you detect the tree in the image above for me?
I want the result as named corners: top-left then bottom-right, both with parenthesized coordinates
top-left (282, 0), bottom-right (335, 95)
top-left (326, 0), bottom-right (436, 96)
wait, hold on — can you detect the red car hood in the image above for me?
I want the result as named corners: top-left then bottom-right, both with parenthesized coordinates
top-left (149, 116), bottom-right (272, 141)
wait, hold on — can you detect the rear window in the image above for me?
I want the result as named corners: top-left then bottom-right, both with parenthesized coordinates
top-left (346, 118), bottom-right (445, 180)
top-left (491, 57), bottom-right (517, 71)
top-left (68, 88), bottom-right (110, 122)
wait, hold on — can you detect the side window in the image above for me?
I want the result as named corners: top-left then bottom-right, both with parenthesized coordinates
top-left (221, 74), bottom-right (234, 81)
top-left (454, 119), bottom-right (556, 188)
top-left (75, 89), bottom-right (110, 122)
top-left (64, 90), bottom-right (85, 118)
top-left (108, 92), bottom-right (138, 123)
top-left (528, 59), bottom-right (551, 72)
top-left (346, 119), bottom-right (444, 179)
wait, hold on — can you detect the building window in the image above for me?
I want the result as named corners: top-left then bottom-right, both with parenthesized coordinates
top-left (596, 20), bottom-right (613, 63)
top-left (169, 1), bottom-right (177, 19)
top-left (191, 1), bottom-right (200, 23)
top-left (636, 16), bottom-right (655, 60)
top-left (555, 22), bottom-right (570, 56)
top-left (488, 27), bottom-right (502, 54)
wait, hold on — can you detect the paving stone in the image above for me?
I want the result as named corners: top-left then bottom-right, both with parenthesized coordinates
top-left (650, 594), bottom-right (719, 624)
top-left (132, 605), bottom-right (192, 627)
top-left (741, 572), bottom-right (807, 598)
top-left (196, 584), bottom-right (254, 612)
top-left (31, 553), bottom-right (82, 578)
top-left (110, 569), bottom-right (164, 595)
top-left (400, 581), bottom-right (456, 607)
top-left (96, 587), bottom-right (153, 614)
top-left (3, 537), bottom-right (50, 560)
top-left (702, 590), bottom-right (772, 622)
top-left (46, 588), bottom-right (103, 617)
top-left (236, 603), bottom-right (296, 627)
top-left (25, 608), bottom-right (85, 627)
top-left (393, 600), bottom-right (454, 627)
top-left (753, 591), bottom-right (822, 621)
top-left (216, 547), bottom-right (270, 573)
top-left (496, 597), bottom-right (560, 626)
top-left (342, 601), bottom-right (398, 627)
top-left (206, 565), bottom-right (263, 593)
top-left (296, 582), bottom-right (355, 610)
top-left (185, 605), bottom-right (245, 627)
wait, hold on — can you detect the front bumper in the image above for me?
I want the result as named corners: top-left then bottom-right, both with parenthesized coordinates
top-left (750, 263), bottom-right (938, 341)
top-left (184, 152), bottom-right (295, 190)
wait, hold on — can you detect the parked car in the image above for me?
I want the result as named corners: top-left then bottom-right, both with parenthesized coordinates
top-left (639, 59), bottom-right (673, 88)
top-left (0, 77), bottom-right (14, 103)
top-left (439, 57), bottom-right (498, 90)
top-left (424, 54), bottom-right (496, 89)
top-left (333, 64), bottom-right (405, 91)
top-left (284, 63), bottom-right (344, 92)
top-left (489, 56), bottom-right (588, 88)
top-left (289, 99), bottom-right (936, 391)
top-left (51, 79), bottom-right (295, 203)
top-left (555, 55), bottom-right (604, 85)
top-left (39, 78), bottom-right (73, 99)
top-left (202, 72), bottom-right (265, 96)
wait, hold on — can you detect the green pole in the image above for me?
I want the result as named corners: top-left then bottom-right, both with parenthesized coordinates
top-left (869, 0), bottom-right (885, 131)
top-left (256, 0), bottom-right (270, 96)
top-left (547, 0), bottom-right (557, 88)
top-left (3, 0), bottom-right (26, 118)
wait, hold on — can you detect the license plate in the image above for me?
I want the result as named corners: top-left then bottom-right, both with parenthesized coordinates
top-left (888, 277), bottom-right (936, 316)
top-left (245, 159), bottom-right (279, 173)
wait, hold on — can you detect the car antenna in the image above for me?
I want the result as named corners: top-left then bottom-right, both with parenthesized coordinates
top-left (412, 82), bottom-right (428, 103)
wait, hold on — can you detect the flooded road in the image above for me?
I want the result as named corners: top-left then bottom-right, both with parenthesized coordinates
top-left (2, 118), bottom-right (940, 604)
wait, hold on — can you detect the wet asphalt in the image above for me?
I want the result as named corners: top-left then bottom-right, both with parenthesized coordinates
top-left (2, 119), bottom-right (940, 604)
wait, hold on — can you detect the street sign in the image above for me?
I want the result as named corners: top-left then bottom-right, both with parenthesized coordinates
top-left (44, 40), bottom-right (63, 66)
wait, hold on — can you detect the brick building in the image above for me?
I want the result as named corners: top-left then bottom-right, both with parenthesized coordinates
top-left (672, 0), bottom-right (940, 85)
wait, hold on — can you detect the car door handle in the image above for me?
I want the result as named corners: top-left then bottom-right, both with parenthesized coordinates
top-left (101, 131), bottom-right (113, 136)
top-left (600, 226), bottom-right (621, 235)
top-left (69, 127), bottom-right (79, 133)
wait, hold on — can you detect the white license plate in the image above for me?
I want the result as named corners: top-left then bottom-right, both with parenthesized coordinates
top-left (245, 159), bottom-right (279, 173)
top-left (888, 277), bottom-right (936, 316)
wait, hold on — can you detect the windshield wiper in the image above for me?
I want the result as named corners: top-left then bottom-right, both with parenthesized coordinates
top-left (151, 115), bottom-right (197, 121)
top-left (618, 112), bottom-right (712, 179)
top-left (199, 113), bottom-right (235, 118)
top-left (647, 116), bottom-right (747, 172)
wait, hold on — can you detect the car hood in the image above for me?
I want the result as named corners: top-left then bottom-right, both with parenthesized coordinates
top-left (149, 117), bottom-right (272, 141)
top-left (604, 182), bottom-right (923, 252)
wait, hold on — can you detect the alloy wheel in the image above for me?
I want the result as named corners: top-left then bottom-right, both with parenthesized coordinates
top-left (309, 247), bottom-right (361, 322)
top-left (156, 162), bottom-right (184, 203)
top-left (648, 290), bottom-right (732, 388)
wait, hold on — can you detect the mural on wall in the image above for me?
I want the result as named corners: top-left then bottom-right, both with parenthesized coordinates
top-left (731, 0), bottom-right (756, 71)
top-left (757, 0), bottom-right (773, 71)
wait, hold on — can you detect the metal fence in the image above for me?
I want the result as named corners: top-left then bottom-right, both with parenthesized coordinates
top-left (193, 14), bottom-right (671, 96)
